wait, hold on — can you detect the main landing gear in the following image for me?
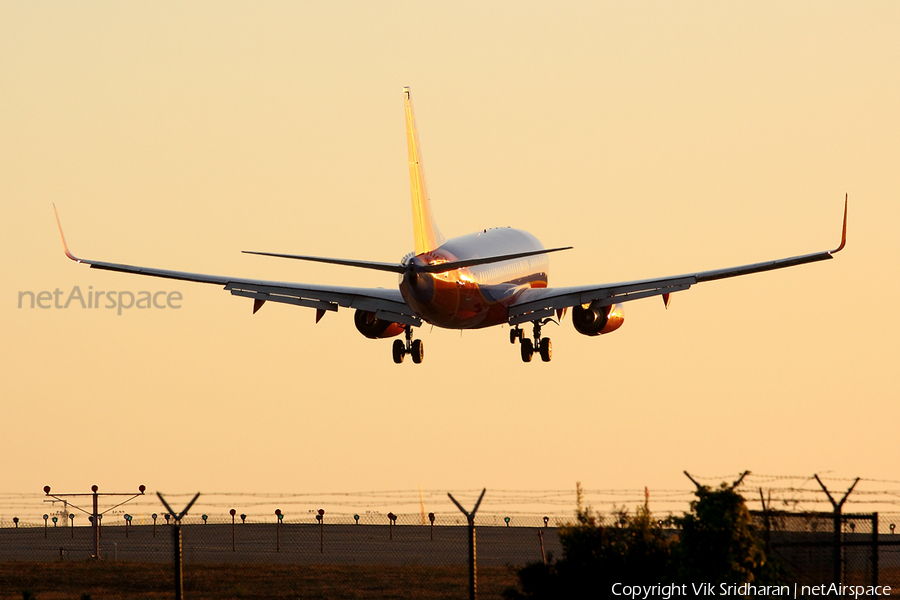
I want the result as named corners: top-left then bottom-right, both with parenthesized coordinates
top-left (510, 320), bottom-right (552, 363)
top-left (392, 327), bottom-right (424, 364)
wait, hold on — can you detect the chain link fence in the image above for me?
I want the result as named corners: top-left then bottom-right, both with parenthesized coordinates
top-left (751, 511), bottom-right (900, 597)
top-left (4, 481), bottom-right (900, 599)
top-left (0, 513), bottom-right (562, 599)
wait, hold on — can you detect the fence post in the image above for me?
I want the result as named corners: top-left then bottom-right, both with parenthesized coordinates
top-left (230, 509), bottom-right (236, 552)
top-left (173, 520), bottom-right (183, 600)
top-left (157, 492), bottom-right (200, 600)
top-left (539, 529), bottom-right (546, 564)
top-left (815, 474), bottom-right (859, 585)
top-left (93, 487), bottom-right (100, 557)
top-left (449, 488), bottom-right (486, 600)
top-left (275, 509), bottom-right (283, 552)
top-left (872, 512), bottom-right (879, 588)
top-left (468, 514), bottom-right (476, 600)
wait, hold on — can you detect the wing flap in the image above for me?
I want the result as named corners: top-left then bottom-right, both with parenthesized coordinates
top-left (54, 207), bottom-right (417, 322)
top-left (510, 277), bottom-right (695, 319)
top-left (510, 197), bottom-right (847, 320)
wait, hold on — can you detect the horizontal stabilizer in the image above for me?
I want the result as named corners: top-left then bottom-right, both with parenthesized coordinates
top-left (244, 246), bottom-right (572, 275)
top-left (242, 250), bottom-right (405, 273)
top-left (419, 246), bottom-right (572, 274)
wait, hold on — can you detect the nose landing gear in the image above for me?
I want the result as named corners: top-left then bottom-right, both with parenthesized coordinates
top-left (392, 327), bottom-right (424, 364)
top-left (515, 320), bottom-right (552, 363)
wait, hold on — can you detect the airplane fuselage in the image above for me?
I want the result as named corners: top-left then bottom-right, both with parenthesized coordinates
top-left (400, 227), bottom-right (548, 329)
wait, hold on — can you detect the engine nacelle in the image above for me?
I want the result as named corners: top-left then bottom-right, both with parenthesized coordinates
top-left (354, 309), bottom-right (405, 339)
top-left (572, 302), bottom-right (625, 336)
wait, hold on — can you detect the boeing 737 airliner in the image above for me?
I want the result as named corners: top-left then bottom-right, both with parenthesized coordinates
top-left (55, 87), bottom-right (847, 364)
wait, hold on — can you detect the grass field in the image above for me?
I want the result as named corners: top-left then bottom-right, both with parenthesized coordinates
top-left (0, 561), bottom-right (522, 600)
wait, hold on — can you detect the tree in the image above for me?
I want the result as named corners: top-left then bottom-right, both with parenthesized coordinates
top-left (506, 476), bottom-right (784, 599)
top-left (504, 504), bottom-right (673, 599)
top-left (673, 481), bottom-right (782, 585)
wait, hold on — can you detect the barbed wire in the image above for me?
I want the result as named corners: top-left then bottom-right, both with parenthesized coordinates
top-left (5, 475), bottom-right (900, 523)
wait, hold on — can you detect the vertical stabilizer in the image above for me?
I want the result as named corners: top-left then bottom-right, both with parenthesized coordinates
top-left (404, 87), bottom-right (445, 255)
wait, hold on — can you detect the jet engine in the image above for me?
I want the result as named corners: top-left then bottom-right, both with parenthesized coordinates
top-left (572, 302), bottom-right (625, 336)
top-left (354, 309), bottom-right (405, 339)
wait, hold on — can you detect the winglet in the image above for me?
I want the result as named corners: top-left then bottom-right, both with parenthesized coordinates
top-left (831, 194), bottom-right (848, 255)
top-left (52, 204), bottom-right (81, 263)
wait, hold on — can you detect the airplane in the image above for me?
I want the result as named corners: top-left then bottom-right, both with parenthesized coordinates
top-left (54, 86), bottom-right (848, 364)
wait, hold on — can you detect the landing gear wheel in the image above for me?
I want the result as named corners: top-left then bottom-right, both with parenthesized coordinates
top-left (509, 328), bottom-right (520, 344)
top-left (521, 339), bottom-right (534, 363)
top-left (411, 339), bottom-right (424, 364)
top-left (392, 339), bottom-right (405, 364)
top-left (539, 338), bottom-right (552, 362)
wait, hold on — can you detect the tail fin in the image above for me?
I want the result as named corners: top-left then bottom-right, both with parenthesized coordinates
top-left (404, 87), bottom-right (445, 255)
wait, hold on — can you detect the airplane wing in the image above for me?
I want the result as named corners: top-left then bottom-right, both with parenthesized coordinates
top-left (508, 197), bottom-right (848, 326)
top-left (53, 207), bottom-right (421, 327)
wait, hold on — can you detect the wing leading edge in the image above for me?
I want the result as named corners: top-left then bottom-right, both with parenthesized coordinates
top-left (53, 206), bottom-right (421, 327)
top-left (509, 196), bottom-right (848, 322)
